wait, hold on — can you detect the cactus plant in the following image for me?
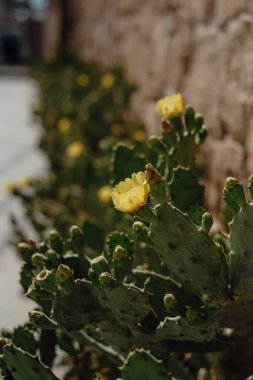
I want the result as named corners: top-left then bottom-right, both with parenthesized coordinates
top-left (3, 91), bottom-right (253, 379)
top-left (1, 341), bottom-right (58, 380)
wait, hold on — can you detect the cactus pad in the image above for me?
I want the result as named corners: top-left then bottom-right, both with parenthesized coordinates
top-left (112, 143), bottom-right (146, 185)
top-left (150, 203), bottom-right (228, 298)
top-left (229, 203), bottom-right (253, 294)
top-left (169, 167), bottom-right (204, 213)
top-left (155, 316), bottom-right (217, 343)
top-left (2, 343), bottom-right (58, 380)
top-left (120, 349), bottom-right (172, 380)
top-left (99, 284), bottom-right (150, 325)
top-left (52, 280), bottom-right (102, 330)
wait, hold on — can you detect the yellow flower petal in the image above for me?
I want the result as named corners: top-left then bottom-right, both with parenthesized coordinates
top-left (101, 73), bottom-right (115, 89)
top-left (57, 118), bottom-right (71, 134)
top-left (66, 141), bottom-right (85, 158)
top-left (133, 130), bottom-right (146, 142)
top-left (4, 181), bottom-right (15, 193)
top-left (97, 185), bottom-right (112, 204)
top-left (111, 172), bottom-right (150, 213)
top-left (156, 93), bottom-right (184, 119)
top-left (19, 177), bottom-right (32, 187)
top-left (76, 73), bottom-right (90, 87)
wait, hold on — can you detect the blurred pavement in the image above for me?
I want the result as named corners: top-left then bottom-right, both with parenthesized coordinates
top-left (0, 75), bottom-right (48, 329)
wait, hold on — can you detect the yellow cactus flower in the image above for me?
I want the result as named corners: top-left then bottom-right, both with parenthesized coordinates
top-left (66, 141), bottom-right (85, 158)
top-left (19, 177), bottom-right (32, 187)
top-left (156, 93), bottom-right (184, 119)
top-left (4, 181), bottom-right (15, 193)
top-left (76, 73), bottom-right (90, 87)
top-left (97, 185), bottom-right (112, 204)
top-left (57, 118), bottom-right (71, 134)
top-left (111, 172), bottom-right (150, 213)
top-left (101, 73), bottom-right (115, 89)
top-left (133, 130), bottom-right (146, 142)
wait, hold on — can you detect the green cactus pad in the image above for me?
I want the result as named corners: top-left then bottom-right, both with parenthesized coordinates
top-left (96, 319), bottom-right (135, 355)
top-left (169, 167), bottom-right (204, 213)
top-left (112, 143), bottom-right (146, 185)
top-left (52, 280), bottom-right (102, 330)
top-left (150, 203), bottom-right (228, 298)
top-left (12, 326), bottom-right (37, 355)
top-left (170, 134), bottom-right (199, 169)
top-left (138, 270), bottom-right (202, 316)
top-left (29, 311), bottom-right (58, 330)
top-left (82, 219), bottom-right (104, 252)
top-left (155, 316), bottom-right (217, 342)
top-left (68, 225), bottom-right (84, 252)
top-left (120, 349), bottom-right (172, 380)
top-left (99, 284), bottom-right (150, 325)
top-left (2, 343), bottom-right (59, 380)
top-left (229, 203), bottom-right (253, 294)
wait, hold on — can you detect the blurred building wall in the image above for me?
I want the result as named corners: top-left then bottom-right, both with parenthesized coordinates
top-left (46, 0), bottom-right (253, 215)
top-left (42, 0), bottom-right (61, 58)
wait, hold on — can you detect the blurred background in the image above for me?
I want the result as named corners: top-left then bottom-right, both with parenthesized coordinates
top-left (0, 0), bottom-right (253, 327)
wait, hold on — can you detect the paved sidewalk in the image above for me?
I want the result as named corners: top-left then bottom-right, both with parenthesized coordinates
top-left (0, 75), bottom-right (48, 329)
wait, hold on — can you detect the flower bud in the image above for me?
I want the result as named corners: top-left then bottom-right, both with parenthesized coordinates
top-left (56, 264), bottom-right (73, 282)
top-left (18, 242), bottom-right (32, 261)
top-left (48, 230), bottom-right (63, 253)
top-left (35, 269), bottom-right (59, 293)
top-left (99, 272), bottom-right (116, 288)
top-left (113, 245), bottom-right (128, 261)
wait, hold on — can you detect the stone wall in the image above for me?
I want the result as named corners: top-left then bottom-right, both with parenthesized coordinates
top-left (53, 0), bottom-right (253, 216)
top-left (42, 0), bottom-right (61, 59)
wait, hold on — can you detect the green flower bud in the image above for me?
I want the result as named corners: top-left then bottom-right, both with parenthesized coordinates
top-left (45, 249), bottom-right (60, 266)
top-left (132, 221), bottom-right (145, 232)
top-left (223, 177), bottom-right (246, 208)
top-left (35, 269), bottom-right (59, 293)
top-left (163, 294), bottom-right (178, 310)
top-left (48, 230), bottom-right (63, 253)
top-left (90, 255), bottom-right (110, 276)
top-left (31, 253), bottom-right (46, 268)
top-left (69, 225), bottom-right (84, 252)
top-left (99, 272), bottom-right (116, 288)
top-left (18, 242), bottom-right (32, 261)
top-left (201, 212), bottom-right (213, 234)
top-left (56, 264), bottom-right (73, 282)
top-left (69, 225), bottom-right (83, 238)
top-left (113, 245), bottom-right (128, 261)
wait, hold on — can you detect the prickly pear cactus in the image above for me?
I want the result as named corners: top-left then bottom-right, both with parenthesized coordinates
top-left (220, 176), bottom-right (253, 336)
top-left (150, 202), bottom-right (228, 298)
top-left (120, 349), bottom-right (172, 380)
top-left (1, 341), bottom-right (58, 380)
top-left (4, 93), bottom-right (253, 380)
